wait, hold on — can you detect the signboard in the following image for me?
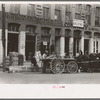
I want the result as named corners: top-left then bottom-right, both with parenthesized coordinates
top-left (73, 19), bottom-right (84, 27)
top-left (43, 41), bottom-right (47, 45)
top-left (35, 4), bottom-right (43, 18)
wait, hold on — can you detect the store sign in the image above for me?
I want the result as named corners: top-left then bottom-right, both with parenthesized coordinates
top-left (35, 4), bottom-right (43, 18)
top-left (43, 41), bottom-right (47, 45)
top-left (4, 12), bottom-right (63, 27)
top-left (73, 19), bottom-right (84, 27)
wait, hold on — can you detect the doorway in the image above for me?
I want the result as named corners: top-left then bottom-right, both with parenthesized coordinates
top-left (84, 39), bottom-right (89, 54)
top-left (25, 35), bottom-right (35, 61)
top-left (7, 33), bottom-right (18, 55)
top-left (65, 37), bottom-right (69, 56)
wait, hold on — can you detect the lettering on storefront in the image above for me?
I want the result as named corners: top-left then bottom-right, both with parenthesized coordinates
top-left (5, 12), bottom-right (63, 27)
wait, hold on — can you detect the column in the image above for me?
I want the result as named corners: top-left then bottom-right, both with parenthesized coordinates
top-left (60, 36), bottom-right (65, 57)
top-left (5, 29), bottom-right (8, 56)
top-left (89, 32), bottom-right (94, 54)
top-left (80, 31), bottom-right (84, 54)
top-left (0, 29), bottom-right (3, 63)
top-left (50, 5), bottom-right (55, 20)
top-left (19, 24), bottom-right (26, 61)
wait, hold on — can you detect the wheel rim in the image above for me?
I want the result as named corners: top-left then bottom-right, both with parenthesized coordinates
top-left (50, 58), bottom-right (65, 74)
top-left (67, 61), bottom-right (78, 73)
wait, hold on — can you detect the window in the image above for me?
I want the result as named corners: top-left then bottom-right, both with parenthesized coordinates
top-left (10, 4), bottom-right (20, 14)
top-left (55, 28), bottom-right (61, 36)
top-left (41, 28), bottom-right (50, 35)
top-left (65, 11), bottom-right (71, 21)
top-left (95, 16), bottom-right (100, 26)
top-left (26, 25), bottom-right (36, 33)
top-left (75, 13), bottom-right (81, 19)
top-left (43, 7), bottom-right (50, 19)
top-left (8, 23), bottom-right (20, 32)
top-left (86, 14), bottom-right (91, 25)
top-left (86, 4), bottom-right (91, 13)
top-left (27, 4), bottom-right (35, 16)
top-left (55, 9), bottom-right (61, 20)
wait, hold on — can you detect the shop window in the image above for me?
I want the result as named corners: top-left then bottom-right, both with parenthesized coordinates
top-left (75, 13), bottom-right (81, 19)
top-left (27, 4), bottom-right (35, 16)
top-left (10, 4), bottom-right (20, 14)
top-left (93, 41), bottom-right (95, 53)
top-left (43, 7), bottom-right (50, 19)
top-left (8, 23), bottom-right (20, 32)
top-left (26, 25), bottom-right (36, 33)
top-left (96, 41), bottom-right (98, 53)
top-left (55, 9), bottom-right (61, 20)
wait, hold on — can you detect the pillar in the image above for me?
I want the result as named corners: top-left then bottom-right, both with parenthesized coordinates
top-left (89, 32), bottom-right (94, 54)
top-left (80, 31), bottom-right (84, 54)
top-left (69, 30), bottom-right (74, 57)
top-left (5, 29), bottom-right (8, 56)
top-left (0, 29), bottom-right (3, 64)
top-left (60, 36), bottom-right (65, 57)
top-left (19, 24), bottom-right (26, 61)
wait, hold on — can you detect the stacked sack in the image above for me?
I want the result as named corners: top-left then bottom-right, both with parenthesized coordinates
top-left (9, 52), bottom-right (19, 66)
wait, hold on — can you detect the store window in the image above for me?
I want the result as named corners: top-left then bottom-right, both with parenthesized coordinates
top-left (10, 4), bottom-right (20, 14)
top-left (76, 39), bottom-right (79, 53)
top-left (27, 4), bottom-right (35, 16)
top-left (43, 7), bottom-right (50, 19)
top-left (8, 23), bottom-right (20, 32)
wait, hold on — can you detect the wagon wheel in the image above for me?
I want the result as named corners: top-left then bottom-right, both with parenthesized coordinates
top-left (50, 58), bottom-right (65, 74)
top-left (67, 61), bottom-right (78, 73)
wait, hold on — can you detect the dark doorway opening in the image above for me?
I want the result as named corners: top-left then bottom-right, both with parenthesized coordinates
top-left (65, 37), bottom-right (69, 56)
top-left (25, 35), bottom-right (35, 61)
top-left (84, 39), bottom-right (89, 54)
top-left (8, 33), bottom-right (18, 55)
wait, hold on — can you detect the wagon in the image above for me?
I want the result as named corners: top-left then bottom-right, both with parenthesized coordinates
top-left (42, 56), bottom-right (78, 74)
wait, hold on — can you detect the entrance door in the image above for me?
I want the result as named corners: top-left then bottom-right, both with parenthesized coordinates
top-left (65, 37), bottom-right (69, 56)
top-left (8, 33), bottom-right (18, 55)
top-left (74, 38), bottom-right (79, 56)
top-left (84, 39), bottom-right (89, 54)
top-left (25, 35), bottom-right (35, 61)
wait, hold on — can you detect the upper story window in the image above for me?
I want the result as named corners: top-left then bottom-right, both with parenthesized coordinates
top-left (55, 9), bottom-right (61, 20)
top-left (76, 4), bottom-right (82, 12)
top-left (55, 4), bottom-right (61, 10)
top-left (10, 4), bottom-right (20, 14)
top-left (65, 11), bottom-right (71, 21)
top-left (26, 25), bottom-right (36, 33)
top-left (43, 7), bottom-right (50, 19)
top-left (27, 4), bottom-right (35, 16)
top-left (75, 13), bottom-right (81, 19)
top-left (66, 4), bottom-right (71, 12)
top-left (95, 7), bottom-right (100, 16)
top-left (86, 14), bottom-right (91, 25)
top-left (86, 4), bottom-right (91, 12)
top-left (95, 16), bottom-right (100, 26)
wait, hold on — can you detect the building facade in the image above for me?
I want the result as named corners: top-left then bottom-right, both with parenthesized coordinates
top-left (0, 3), bottom-right (100, 63)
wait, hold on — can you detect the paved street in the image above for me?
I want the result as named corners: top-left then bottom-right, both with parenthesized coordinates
top-left (0, 71), bottom-right (100, 84)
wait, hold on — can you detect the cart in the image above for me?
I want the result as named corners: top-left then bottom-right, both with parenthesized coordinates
top-left (42, 56), bottom-right (78, 74)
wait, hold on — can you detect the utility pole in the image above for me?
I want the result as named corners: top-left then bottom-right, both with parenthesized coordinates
top-left (2, 4), bottom-right (6, 59)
